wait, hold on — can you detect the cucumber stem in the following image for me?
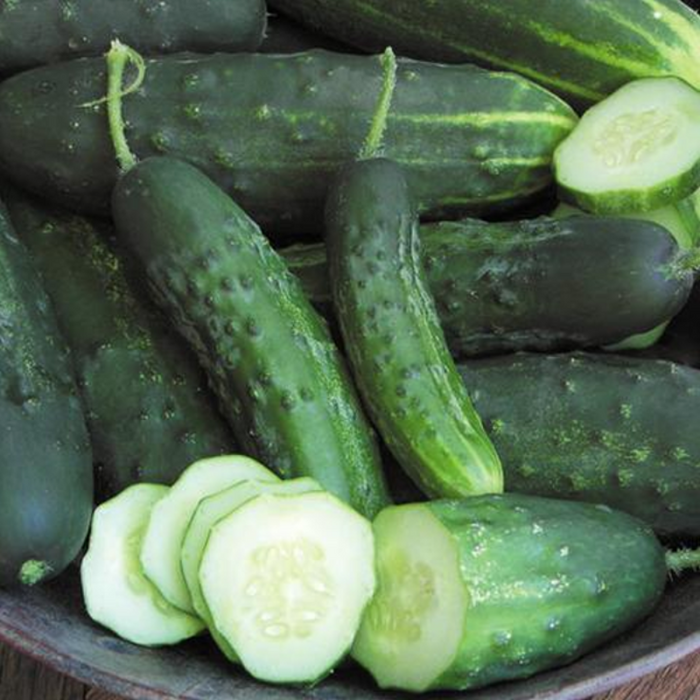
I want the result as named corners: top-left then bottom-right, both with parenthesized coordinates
top-left (666, 548), bottom-right (700, 576)
top-left (359, 47), bottom-right (398, 160)
top-left (83, 40), bottom-right (146, 173)
top-left (673, 245), bottom-right (700, 275)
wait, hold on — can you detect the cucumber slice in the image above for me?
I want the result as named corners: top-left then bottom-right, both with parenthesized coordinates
top-left (181, 476), bottom-right (322, 662)
top-left (81, 484), bottom-right (205, 646)
top-left (554, 78), bottom-right (700, 214)
top-left (199, 491), bottom-right (375, 684)
top-left (140, 455), bottom-right (277, 614)
top-left (352, 504), bottom-right (468, 691)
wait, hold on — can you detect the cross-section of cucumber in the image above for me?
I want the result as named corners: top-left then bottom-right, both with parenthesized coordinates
top-left (554, 78), bottom-right (700, 214)
top-left (140, 455), bottom-right (278, 614)
top-left (81, 484), bottom-right (205, 646)
top-left (199, 491), bottom-right (375, 684)
top-left (181, 477), bottom-right (322, 662)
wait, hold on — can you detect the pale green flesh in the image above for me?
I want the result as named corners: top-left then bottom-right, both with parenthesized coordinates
top-left (199, 491), bottom-right (375, 684)
top-left (181, 477), bottom-right (322, 662)
top-left (555, 78), bottom-right (700, 211)
top-left (352, 505), bottom-right (468, 692)
top-left (80, 484), bottom-right (205, 646)
top-left (140, 456), bottom-right (278, 614)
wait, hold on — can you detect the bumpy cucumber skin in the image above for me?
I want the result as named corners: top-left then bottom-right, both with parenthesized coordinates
top-left (425, 495), bottom-right (666, 690)
top-left (270, 0), bottom-right (700, 108)
top-left (460, 353), bottom-right (700, 541)
top-left (0, 0), bottom-right (266, 75)
top-left (326, 158), bottom-right (502, 498)
top-left (0, 50), bottom-right (576, 233)
top-left (286, 215), bottom-right (693, 357)
top-left (3, 188), bottom-right (235, 501)
top-left (112, 157), bottom-right (389, 519)
top-left (0, 200), bottom-right (92, 587)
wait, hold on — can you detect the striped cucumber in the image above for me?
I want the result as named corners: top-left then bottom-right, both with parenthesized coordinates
top-left (460, 353), bottom-right (700, 540)
top-left (261, 15), bottom-right (355, 54)
top-left (0, 50), bottom-right (576, 233)
top-left (284, 216), bottom-right (695, 358)
top-left (0, 0), bottom-right (266, 75)
top-left (269, 0), bottom-right (700, 108)
top-left (3, 187), bottom-right (236, 501)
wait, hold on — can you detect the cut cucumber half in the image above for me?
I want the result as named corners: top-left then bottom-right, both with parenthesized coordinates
top-left (554, 78), bottom-right (700, 214)
top-left (199, 491), bottom-right (375, 684)
top-left (81, 484), bottom-right (205, 646)
top-left (352, 504), bottom-right (468, 692)
top-left (181, 477), bottom-right (322, 662)
top-left (140, 455), bottom-right (277, 614)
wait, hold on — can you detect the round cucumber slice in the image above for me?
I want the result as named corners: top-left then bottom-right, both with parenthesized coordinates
top-left (554, 78), bottom-right (700, 214)
top-left (352, 504), bottom-right (468, 692)
top-left (181, 477), bottom-right (322, 663)
top-left (140, 455), bottom-right (278, 614)
top-left (81, 484), bottom-right (205, 646)
top-left (199, 491), bottom-right (375, 684)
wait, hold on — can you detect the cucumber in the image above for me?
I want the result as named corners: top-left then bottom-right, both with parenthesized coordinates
top-left (285, 215), bottom-right (694, 357)
top-left (181, 477), bottom-right (322, 662)
top-left (554, 78), bottom-right (700, 214)
top-left (460, 353), bottom-right (700, 540)
top-left (352, 495), bottom-right (667, 691)
top-left (2, 186), bottom-right (236, 501)
top-left (140, 456), bottom-right (277, 614)
top-left (112, 156), bottom-right (390, 518)
top-left (262, 15), bottom-right (356, 53)
top-left (326, 157), bottom-right (502, 497)
top-left (0, 199), bottom-right (92, 588)
top-left (0, 0), bottom-right (266, 75)
top-left (0, 50), bottom-right (576, 232)
top-left (81, 484), bottom-right (204, 646)
top-left (199, 490), bottom-right (375, 684)
top-left (269, 0), bottom-right (700, 108)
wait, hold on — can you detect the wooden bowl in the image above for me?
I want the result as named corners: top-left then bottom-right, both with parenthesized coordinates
top-left (0, 566), bottom-right (698, 699)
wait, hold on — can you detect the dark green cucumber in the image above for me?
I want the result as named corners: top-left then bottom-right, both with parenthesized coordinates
top-left (284, 215), bottom-right (694, 357)
top-left (3, 187), bottom-right (235, 501)
top-left (326, 157), bottom-right (502, 498)
top-left (112, 157), bottom-right (390, 518)
top-left (269, 0), bottom-right (700, 108)
top-left (0, 199), bottom-right (92, 587)
top-left (353, 494), bottom-right (667, 691)
top-left (0, 0), bottom-right (266, 75)
top-left (0, 50), bottom-right (576, 233)
top-left (459, 353), bottom-right (700, 540)
top-left (262, 15), bottom-right (356, 53)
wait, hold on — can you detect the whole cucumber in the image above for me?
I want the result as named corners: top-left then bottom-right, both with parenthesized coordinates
top-left (326, 157), bottom-right (502, 498)
top-left (4, 187), bottom-right (236, 501)
top-left (285, 215), bottom-right (694, 357)
top-left (269, 0), bottom-right (700, 108)
top-left (353, 494), bottom-right (668, 691)
top-left (0, 0), bottom-right (266, 75)
top-left (112, 157), bottom-right (390, 518)
top-left (460, 353), bottom-right (700, 540)
top-left (0, 199), bottom-right (92, 587)
top-left (0, 50), bottom-right (576, 233)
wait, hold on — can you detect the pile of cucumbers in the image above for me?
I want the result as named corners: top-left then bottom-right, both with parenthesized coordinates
top-left (1, 0), bottom-right (700, 694)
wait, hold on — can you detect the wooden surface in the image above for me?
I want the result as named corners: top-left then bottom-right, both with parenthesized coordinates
top-left (1, 643), bottom-right (699, 700)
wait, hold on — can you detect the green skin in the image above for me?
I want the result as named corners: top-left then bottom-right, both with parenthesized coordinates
top-left (0, 200), bottom-right (92, 588)
top-left (269, 0), bottom-right (700, 109)
top-left (0, 0), bottom-right (266, 75)
top-left (326, 158), bottom-right (502, 498)
top-left (460, 353), bottom-right (700, 541)
top-left (377, 495), bottom-right (667, 691)
top-left (112, 157), bottom-right (390, 519)
top-left (285, 215), bottom-right (694, 358)
top-left (3, 187), bottom-right (236, 502)
top-left (0, 50), bottom-right (576, 234)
